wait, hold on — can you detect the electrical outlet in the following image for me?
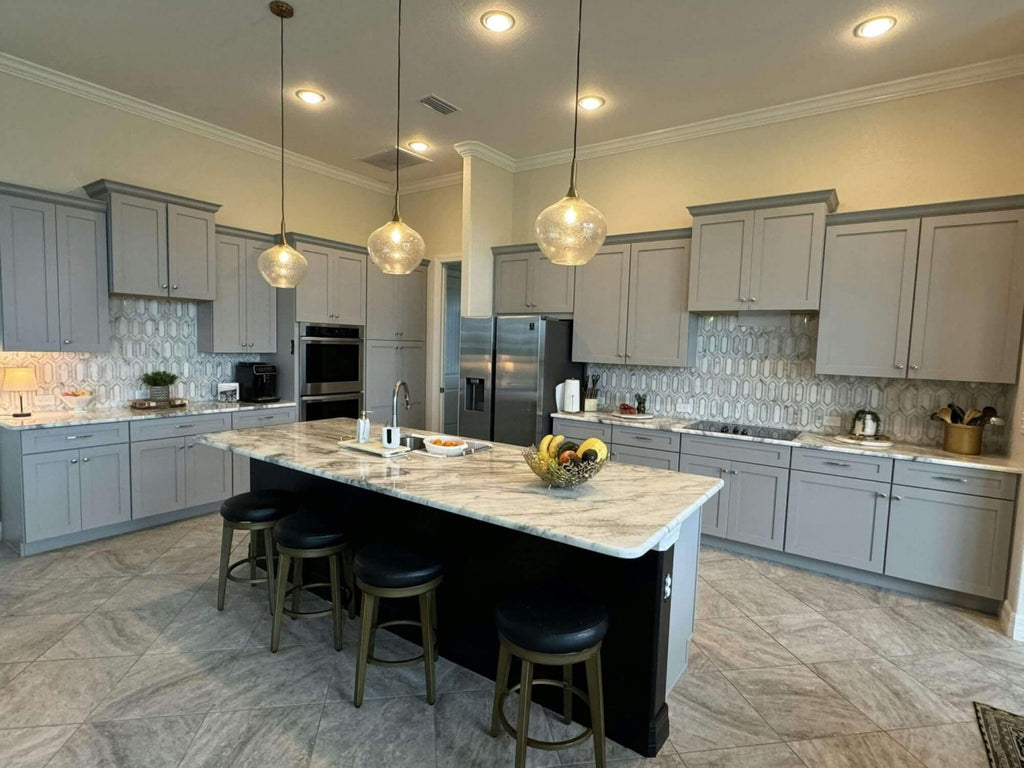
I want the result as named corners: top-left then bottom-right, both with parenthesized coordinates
top-left (824, 415), bottom-right (842, 428)
top-left (679, 399), bottom-right (694, 413)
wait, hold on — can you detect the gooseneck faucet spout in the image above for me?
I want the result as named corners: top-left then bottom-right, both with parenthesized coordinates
top-left (392, 380), bottom-right (410, 428)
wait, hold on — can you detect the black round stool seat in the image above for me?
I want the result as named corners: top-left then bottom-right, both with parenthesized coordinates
top-left (274, 509), bottom-right (349, 550)
top-left (354, 545), bottom-right (443, 589)
top-left (496, 591), bottom-right (608, 655)
top-left (220, 490), bottom-right (300, 524)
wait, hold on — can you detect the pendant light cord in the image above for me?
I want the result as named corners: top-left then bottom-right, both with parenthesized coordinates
top-left (567, 0), bottom-right (583, 196)
top-left (392, 0), bottom-right (403, 220)
top-left (279, 12), bottom-right (287, 239)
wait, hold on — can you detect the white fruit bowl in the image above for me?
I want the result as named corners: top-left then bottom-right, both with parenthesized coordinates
top-left (423, 436), bottom-right (468, 457)
top-left (59, 394), bottom-right (95, 411)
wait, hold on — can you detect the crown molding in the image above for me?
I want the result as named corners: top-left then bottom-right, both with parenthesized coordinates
top-left (453, 141), bottom-right (517, 172)
top-left (0, 52), bottom-right (393, 195)
top-left (514, 54), bottom-right (1024, 172)
top-left (402, 172), bottom-right (463, 194)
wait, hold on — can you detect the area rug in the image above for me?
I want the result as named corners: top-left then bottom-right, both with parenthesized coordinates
top-left (975, 701), bottom-right (1024, 767)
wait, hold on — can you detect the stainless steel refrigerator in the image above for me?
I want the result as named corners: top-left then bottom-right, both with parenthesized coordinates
top-left (458, 316), bottom-right (584, 446)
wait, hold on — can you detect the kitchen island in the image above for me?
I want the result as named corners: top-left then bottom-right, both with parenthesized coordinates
top-left (197, 418), bottom-right (722, 756)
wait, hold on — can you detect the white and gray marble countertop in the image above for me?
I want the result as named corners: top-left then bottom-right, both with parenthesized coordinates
top-left (0, 401), bottom-right (297, 431)
top-left (552, 411), bottom-right (1022, 475)
top-left (196, 418), bottom-right (724, 559)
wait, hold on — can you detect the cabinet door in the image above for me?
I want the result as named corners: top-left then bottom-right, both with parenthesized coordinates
top-left (108, 193), bottom-right (167, 297)
top-left (626, 239), bottom-right (696, 367)
top-left (23, 450), bottom-right (81, 541)
top-left (749, 203), bottom-right (826, 310)
top-left (688, 211), bottom-right (753, 311)
top-left (611, 444), bottom-right (680, 471)
top-left (681, 455), bottom-right (730, 537)
top-left (726, 461), bottom-right (788, 551)
top-left (55, 206), bottom-right (109, 352)
top-left (531, 253), bottom-right (575, 313)
top-left (329, 252), bottom-right (367, 326)
top-left (295, 245), bottom-right (332, 323)
top-left (785, 471), bottom-right (889, 573)
top-left (886, 485), bottom-right (1014, 599)
top-left (365, 340), bottom-right (400, 418)
top-left (399, 342), bottom-right (427, 428)
top-left (572, 244), bottom-right (630, 363)
top-left (130, 437), bottom-right (186, 518)
top-left (245, 240), bottom-right (277, 352)
top-left (397, 266), bottom-right (428, 341)
top-left (204, 234), bottom-right (246, 353)
top-left (186, 438), bottom-right (232, 508)
top-left (0, 195), bottom-right (60, 351)
top-left (79, 444), bottom-right (131, 530)
top-left (493, 252), bottom-right (532, 314)
top-left (909, 210), bottom-right (1024, 383)
top-left (815, 220), bottom-right (920, 377)
top-left (167, 204), bottom-right (216, 300)
top-left (365, 263), bottom-right (398, 339)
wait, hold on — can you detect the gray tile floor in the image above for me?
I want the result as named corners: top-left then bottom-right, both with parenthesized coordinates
top-left (0, 517), bottom-right (1018, 767)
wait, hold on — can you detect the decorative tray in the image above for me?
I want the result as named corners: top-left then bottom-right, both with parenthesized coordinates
top-left (615, 412), bottom-right (654, 421)
top-left (338, 439), bottom-right (410, 459)
top-left (129, 398), bottom-right (188, 410)
top-left (832, 434), bottom-right (894, 448)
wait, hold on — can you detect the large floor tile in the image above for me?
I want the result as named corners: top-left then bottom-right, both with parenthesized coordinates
top-left (0, 580), bottom-right (49, 615)
top-left (966, 646), bottom-right (1024, 688)
top-left (0, 662), bottom-right (28, 688)
top-left (750, 613), bottom-right (877, 664)
top-left (695, 580), bottom-right (744, 620)
top-left (666, 671), bottom-right (779, 752)
top-left (47, 715), bottom-right (203, 768)
top-left (890, 651), bottom-right (1024, 719)
top-left (610, 755), bottom-right (685, 768)
top-left (706, 577), bottom-right (811, 617)
top-left (698, 558), bottom-right (760, 582)
top-left (722, 665), bottom-right (876, 740)
top-left (90, 650), bottom-right (236, 720)
top-left (180, 705), bottom-right (321, 768)
top-left (768, 570), bottom-right (878, 612)
top-left (888, 722), bottom-right (988, 768)
top-left (0, 724), bottom-right (79, 768)
top-left (890, 604), bottom-right (1017, 651)
top-left (5, 577), bottom-right (128, 615)
top-left (677, 742), bottom-right (804, 767)
top-left (824, 608), bottom-right (952, 657)
top-left (789, 732), bottom-right (926, 767)
top-left (142, 546), bottom-right (223, 576)
top-left (0, 550), bottom-right (84, 583)
top-left (65, 547), bottom-right (169, 578)
top-left (213, 645), bottom-right (335, 711)
top-left (0, 657), bottom-right (135, 727)
top-left (40, 610), bottom-right (173, 660)
top-left (311, 697), bottom-right (435, 768)
top-left (698, 548), bottom-right (738, 564)
top-left (685, 642), bottom-right (721, 675)
top-left (693, 618), bottom-right (799, 670)
top-left (736, 557), bottom-right (805, 580)
top-left (146, 582), bottom-right (265, 654)
top-left (0, 614), bottom-right (85, 663)
top-left (98, 573), bottom-right (206, 614)
top-left (811, 658), bottom-right (964, 729)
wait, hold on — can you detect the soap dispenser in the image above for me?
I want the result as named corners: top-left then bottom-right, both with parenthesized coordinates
top-left (357, 410), bottom-right (371, 443)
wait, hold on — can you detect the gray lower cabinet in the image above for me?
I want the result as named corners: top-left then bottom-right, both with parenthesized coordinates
top-left (785, 471), bottom-right (890, 573)
top-left (550, 418), bottom-right (612, 446)
top-left (610, 444), bottom-right (679, 471)
top-left (130, 437), bottom-right (187, 519)
top-left (885, 485), bottom-right (1014, 599)
top-left (681, 455), bottom-right (730, 537)
top-left (726, 461), bottom-right (788, 551)
top-left (228, 407), bottom-right (298, 494)
top-left (493, 248), bottom-right (574, 314)
top-left (79, 444), bottom-right (132, 530)
top-left (185, 438), bottom-right (232, 507)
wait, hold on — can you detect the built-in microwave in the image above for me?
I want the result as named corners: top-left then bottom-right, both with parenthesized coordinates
top-left (298, 324), bottom-right (363, 396)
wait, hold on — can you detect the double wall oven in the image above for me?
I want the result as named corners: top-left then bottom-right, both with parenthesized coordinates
top-left (298, 324), bottom-right (363, 421)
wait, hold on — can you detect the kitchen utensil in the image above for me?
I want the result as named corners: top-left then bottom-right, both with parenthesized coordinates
top-left (963, 408), bottom-right (982, 426)
top-left (948, 402), bottom-right (965, 424)
top-left (851, 410), bottom-right (881, 437)
top-left (932, 407), bottom-right (953, 424)
top-left (970, 406), bottom-right (999, 426)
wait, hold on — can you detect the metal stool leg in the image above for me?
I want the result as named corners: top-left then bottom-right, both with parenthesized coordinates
top-left (367, 594), bottom-right (380, 659)
top-left (328, 553), bottom-right (344, 652)
top-left (490, 642), bottom-right (511, 737)
top-left (248, 535), bottom-right (256, 583)
top-left (270, 553), bottom-right (291, 653)
top-left (585, 652), bottom-right (606, 768)
top-left (291, 559), bottom-right (303, 617)
top-left (562, 664), bottom-right (573, 724)
top-left (514, 659), bottom-right (534, 768)
top-left (216, 523), bottom-right (233, 611)
top-left (342, 547), bottom-right (357, 619)
top-left (354, 591), bottom-right (378, 707)
top-left (263, 529), bottom-right (277, 616)
top-left (419, 590), bottom-right (437, 704)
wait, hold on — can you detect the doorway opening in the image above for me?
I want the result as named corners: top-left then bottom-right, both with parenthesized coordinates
top-left (441, 262), bottom-right (462, 434)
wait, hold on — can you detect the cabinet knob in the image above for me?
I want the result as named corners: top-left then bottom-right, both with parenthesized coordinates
top-left (172, 285), bottom-right (179, 290)
top-left (895, 363), bottom-right (905, 369)
top-left (616, 352), bottom-right (625, 358)
top-left (729, 469), bottom-right (738, 474)
top-left (876, 492), bottom-right (887, 498)
top-left (70, 459), bottom-right (78, 464)
top-left (749, 297), bottom-right (757, 302)
top-left (910, 364), bottom-right (919, 370)
top-left (178, 445), bottom-right (185, 451)
top-left (738, 297), bottom-right (748, 302)
top-left (82, 457), bottom-right (89, 462)
top-left (63, 339), bottom-right (71, 344)
top-left (893, 495), bottom-right (903, 501)
top-left (161, 283), bottom-right (169, 289)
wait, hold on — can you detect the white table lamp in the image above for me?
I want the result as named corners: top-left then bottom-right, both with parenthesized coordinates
top-left (2, 367), bottom-right (37, 417)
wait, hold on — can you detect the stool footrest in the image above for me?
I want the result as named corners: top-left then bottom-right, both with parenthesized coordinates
top-left (282, 582), bottom-right (353, 620)
top-left (226, 555), bottom-right (269, 585)
top-left (366, 619), bottom-right (439, 666)
top-left (497, 679), bottom-right (593, 750)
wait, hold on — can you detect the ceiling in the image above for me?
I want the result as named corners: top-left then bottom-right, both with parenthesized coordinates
top-left (1, 0), bottom-right (1022, 184)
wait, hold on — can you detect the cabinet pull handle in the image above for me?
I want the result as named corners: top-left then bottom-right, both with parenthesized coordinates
top-left (175, 424), bottom-right (196, 429)
top-left (69, 458), bottom-right (78, 464)
top-left (876, 492), bottom-right (887, 498)
top-left (895, 363), bottom-right (905, 369)
top-left (66, 434), bottom-right (93, 440)
top-left (259, 415), bottom-right (275, 420)
top-left (824, 460), bottom-right (851, 467)
top-left (933, 475), bottom-right (967, 483)
top-left (633, 435), bottom-right (652, 441)
top-left (893, 495), bottom-right (903, 501)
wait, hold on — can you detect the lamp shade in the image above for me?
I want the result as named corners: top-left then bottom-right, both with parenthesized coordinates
top-left (1, 367), bottom-right (37, 392)
top-left (258, 240), bottom-right (309, 288)
top-left (535, 192), bottom-right (607, 266)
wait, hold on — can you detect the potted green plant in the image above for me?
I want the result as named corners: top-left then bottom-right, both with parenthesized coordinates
top-left (141, 371), bottom-right (179, 402)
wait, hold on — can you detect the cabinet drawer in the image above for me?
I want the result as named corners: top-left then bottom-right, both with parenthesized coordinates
top-left (130, 413), bottom-right (233, 442)
top-left (551, 418), bottom-right (612, 444)
top-left (21, 422), bottom-right (130, 455)
top-left (892, 461), bottom-right (1017, 500)
top-left (679, 434), bottom-right (791, 468)
top-left (791, 447), bottom-right (893, 482)
top-left (231, 407), bottom-right (297, 430)
top-left (610, 445), bottom-right (680, 471)
top-left (612, 425), bottom-right (680, 453)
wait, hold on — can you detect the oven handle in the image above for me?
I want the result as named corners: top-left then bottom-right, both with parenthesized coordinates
top-left (300, 337), bottom-right (362, 345)
top-left (300, 393), bottom-right (363, 402)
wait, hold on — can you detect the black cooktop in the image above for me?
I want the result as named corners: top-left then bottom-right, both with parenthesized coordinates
top-left (687, 420), bottom-right (801, 441)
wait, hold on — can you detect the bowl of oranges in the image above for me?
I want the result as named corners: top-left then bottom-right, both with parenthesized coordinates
top-left (59, 389), bottom-right (95, 411)
top-left (423, 435), bottom-right (468, 457)
top-left (524, 433), bottom-right (609, 488)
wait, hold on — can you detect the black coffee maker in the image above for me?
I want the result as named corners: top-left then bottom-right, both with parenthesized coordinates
top-left (236, 363), bottom-right (279, 403)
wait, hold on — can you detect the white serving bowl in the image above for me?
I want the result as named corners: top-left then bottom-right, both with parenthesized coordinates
top-left (422, 436), bottom-right (468, 457)
top-left (59, 394), bottom-right (95, 411)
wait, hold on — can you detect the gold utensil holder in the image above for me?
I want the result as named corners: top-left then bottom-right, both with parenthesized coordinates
top-left (943, 423), bottom-right (983, 455)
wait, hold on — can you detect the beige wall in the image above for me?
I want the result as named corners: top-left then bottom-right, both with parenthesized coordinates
top-left (402, 184), bottom-right (463, 258)
top-left (511, 76), bottom-right (1024, 241)
top-left (461, 156), bottom-right (513, 317)
top-left (0, 71), bottom-right (391, 244)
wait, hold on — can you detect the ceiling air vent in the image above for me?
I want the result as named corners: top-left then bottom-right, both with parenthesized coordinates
top-left (420, 94), bottom-right (460, 116)
top-left (358, 146), bottom-right (431, 172)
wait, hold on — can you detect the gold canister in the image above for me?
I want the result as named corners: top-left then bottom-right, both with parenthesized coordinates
top-left (943, 423), bottom-right (983, 455)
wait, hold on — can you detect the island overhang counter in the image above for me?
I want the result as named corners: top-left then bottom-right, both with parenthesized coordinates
top-left (197, 418), bottom-right (722, 756)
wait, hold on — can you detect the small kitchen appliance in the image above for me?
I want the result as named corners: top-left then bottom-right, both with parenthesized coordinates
top-left (236, 363), bottom-right (279, 403)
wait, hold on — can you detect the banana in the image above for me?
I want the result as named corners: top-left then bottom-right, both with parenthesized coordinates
top-left (547, 435), bottom-right (565, 458)
top-left (538, 434), bottom-right (553, 456)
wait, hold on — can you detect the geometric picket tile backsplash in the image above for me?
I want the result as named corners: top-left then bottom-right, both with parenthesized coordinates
top-left (0, 298), bottom-right (259, 412)
top-left (591, 313), bottom-right (1012, 450)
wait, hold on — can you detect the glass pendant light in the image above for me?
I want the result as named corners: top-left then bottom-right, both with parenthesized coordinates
top-left (368, 0), bottom-right (426, 275)
top-left (535, 0), bottom-right (606, 266)
top-left (258, 1), bottom-right (309, 288)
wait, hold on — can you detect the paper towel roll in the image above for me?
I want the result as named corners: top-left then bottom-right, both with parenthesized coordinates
top-left (563, 378), bottom-right (581, 413)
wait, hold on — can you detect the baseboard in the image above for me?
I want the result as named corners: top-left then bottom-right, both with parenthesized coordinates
top-left (1001, 601), bottom-right (1024, 641)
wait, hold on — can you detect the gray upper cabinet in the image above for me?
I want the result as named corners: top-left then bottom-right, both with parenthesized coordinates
top-left (0, 186), bottom-right (109, 353)
top-left (294, 243), bottom-right (331, 323)
top-left (84, 180), bottom-right (221, 301)
top-left (688, 190), bottom-right (837, 311)
top-left (572, 244), bottom-right (630, 364)
top-left (294, 236), bottom-right (366, 326)
top-left (493, 248), bottom-right (574, 314)
top-left (725, 461), bottom-right (788, 551)
top-left (816, 219), bottom-right (920, 377)
top-left (367, 263), bottom-right (427, 341)
top-left (245, 240), bottom-right (277, 351)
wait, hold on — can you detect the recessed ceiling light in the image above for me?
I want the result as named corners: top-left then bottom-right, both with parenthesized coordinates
top-left (853, 16), bottom-right (896, 38)
top-left (408, 140), bottom-right (430, 152)
top-left (577, 96), bottom-right (605, 111)
top-left (481, 10), bottom-right (515, 32)
top-left (295, 89), bottom-right (325, 104)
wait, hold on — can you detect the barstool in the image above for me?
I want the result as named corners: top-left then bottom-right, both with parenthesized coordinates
top-left (490, 591), bottom-right (609, 768)
top-left (353, 545), bottom-right (443, 707)
top-left (270, 509), bottom-right (354, 653)
top-left (217, 490), bottom-right (300, 613)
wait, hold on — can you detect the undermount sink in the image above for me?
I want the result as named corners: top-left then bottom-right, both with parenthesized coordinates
top-left (399, 435), bottom-right (425, 451)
